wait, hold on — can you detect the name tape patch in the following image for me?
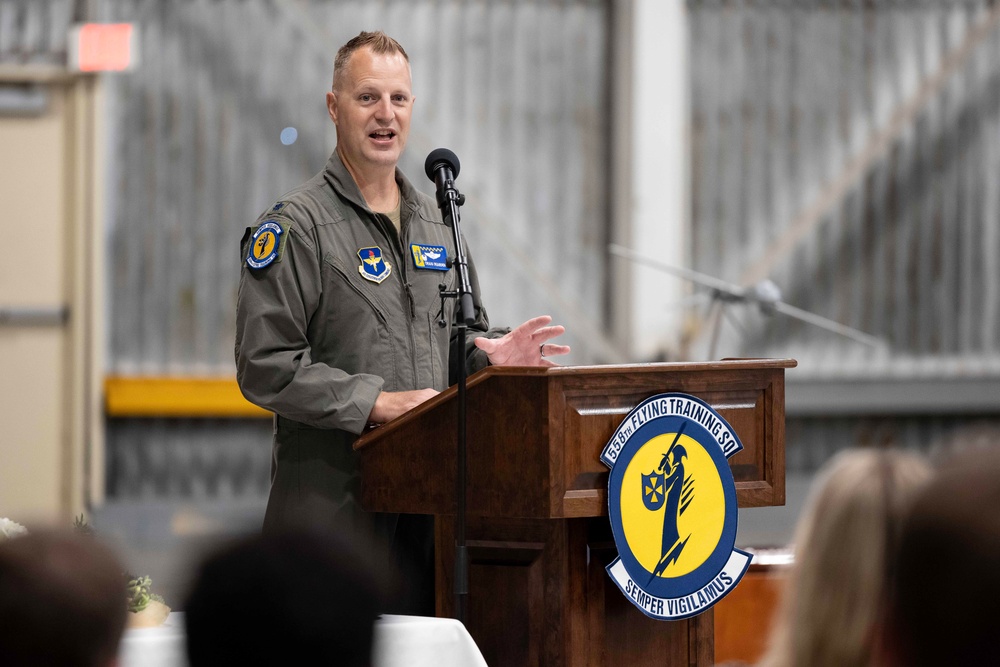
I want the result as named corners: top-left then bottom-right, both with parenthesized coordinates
top-left (410, 243), bottom-right (449, 271)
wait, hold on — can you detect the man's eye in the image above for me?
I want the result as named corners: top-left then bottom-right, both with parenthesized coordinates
top-left (360, 94), bottom-right (373, 102)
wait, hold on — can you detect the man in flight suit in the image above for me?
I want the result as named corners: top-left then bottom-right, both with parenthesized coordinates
top-left (235, 31), bottom-right (569, 612)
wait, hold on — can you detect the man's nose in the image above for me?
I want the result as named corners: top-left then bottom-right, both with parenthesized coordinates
top-left (374, 97), bottom-right (394, 121)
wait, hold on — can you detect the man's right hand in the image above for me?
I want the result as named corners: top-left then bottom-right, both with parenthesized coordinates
top-left (368, 388), bottom-right (439, 424)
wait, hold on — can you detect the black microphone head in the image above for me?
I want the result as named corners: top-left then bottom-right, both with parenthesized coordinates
top-left (424, 148), bottom-right (460, 181)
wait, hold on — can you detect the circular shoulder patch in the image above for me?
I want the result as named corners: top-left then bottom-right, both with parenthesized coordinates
top-left (247, 221), bottom-right (283, 269)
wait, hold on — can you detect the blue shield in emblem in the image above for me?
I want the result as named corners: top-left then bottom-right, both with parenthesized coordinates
top-left (642, 471), bottom-right (666, 511)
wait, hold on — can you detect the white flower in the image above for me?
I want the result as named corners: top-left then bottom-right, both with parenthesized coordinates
top-left (0, 518), bottom-right (28, 541)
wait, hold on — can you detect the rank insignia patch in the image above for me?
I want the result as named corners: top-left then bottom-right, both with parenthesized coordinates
top-left (246, 221), bottom-right (286, 270)
top-left (410, 243), bottom-right (449, 271)
top-left (600, 393), bottom-right (751, 620)
top-left (358, 246), bottom-right (392, 283)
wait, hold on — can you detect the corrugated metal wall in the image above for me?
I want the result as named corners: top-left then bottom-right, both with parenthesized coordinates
top-left (97, 0), bottom-right (610, 500)
top-left (104, 0), bottom-right (610, 376)
top-left (0, 0), bottom-right (81, 63)
top-left (688, 0), bottom-right (1000, 379)
top-left (11, 0), bottom-right (996, 497)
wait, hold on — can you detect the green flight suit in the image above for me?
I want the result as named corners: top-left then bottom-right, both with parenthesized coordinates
top-left (235, 150), bottom-right (505, 538)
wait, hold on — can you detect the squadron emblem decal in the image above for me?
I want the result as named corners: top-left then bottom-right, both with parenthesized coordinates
top-left (358, 246), bottom-right (392, 283)
top-left (246, 221), bottom-right (286, 270)
top-left (601, 393), bottom-right (751, 620)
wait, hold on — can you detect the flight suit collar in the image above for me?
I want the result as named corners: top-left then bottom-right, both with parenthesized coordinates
top-left (324, 149), bottom-right (420, 220)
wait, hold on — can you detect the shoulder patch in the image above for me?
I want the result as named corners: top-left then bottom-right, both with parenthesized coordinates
top-left (246, 221), bottom-right (290, 269)
top-left (270, 201), bottom-right (288, 213)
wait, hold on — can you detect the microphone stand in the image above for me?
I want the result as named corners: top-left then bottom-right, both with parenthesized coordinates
top-left (433, 169), bottom-right (474, 624)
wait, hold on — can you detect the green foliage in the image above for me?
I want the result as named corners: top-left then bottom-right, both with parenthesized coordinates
top-left (72, 514), bottom-right (94, 535)
top-left (126, 575), bottom-right (154, 613)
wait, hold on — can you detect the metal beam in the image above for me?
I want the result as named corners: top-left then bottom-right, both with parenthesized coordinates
top-left (787, 375), bottom-right (1000, 416)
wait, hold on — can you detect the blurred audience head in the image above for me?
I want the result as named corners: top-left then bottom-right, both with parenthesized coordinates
top-left (759, 448), bottom-right (931, 667)
top-left (0, 529), bottom-right (128, 667)
top-left (883, 447), bottom-right (1000, 667)
top-left (184, 527), bottom-right (387, 667)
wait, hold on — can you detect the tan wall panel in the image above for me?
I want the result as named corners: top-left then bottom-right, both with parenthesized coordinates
top-left (0, 328), bottom-right (66, 521)
top-left (0, 90), bottom-right (66, 306)
top-left (0, 84), bottom-right (70, 522)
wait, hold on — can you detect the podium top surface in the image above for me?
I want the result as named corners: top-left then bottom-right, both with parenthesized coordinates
top-left (354, 359), bottom-right (796, 452)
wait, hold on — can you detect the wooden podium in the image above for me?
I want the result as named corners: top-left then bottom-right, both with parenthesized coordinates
top-left (354, 359), bottom-right (795, 666)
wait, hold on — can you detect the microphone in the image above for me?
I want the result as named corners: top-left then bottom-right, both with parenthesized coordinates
top-left (424, 148), bottom-right (474, 326)
top-left (424, 147), bottom-right (461, 183)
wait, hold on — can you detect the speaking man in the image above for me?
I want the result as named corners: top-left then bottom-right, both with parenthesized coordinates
top-left (235, 31), bottom-right (569, 612)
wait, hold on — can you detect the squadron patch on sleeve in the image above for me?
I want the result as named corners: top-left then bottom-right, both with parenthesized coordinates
top-left (410, 243), bottom-right (449, 271)
top-left (358, 246), bottom-right (392, 283)
top-left (246, 221), bottom-right (288, 269)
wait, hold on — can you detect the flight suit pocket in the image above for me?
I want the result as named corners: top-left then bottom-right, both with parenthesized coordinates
top-left (318, 253), bottom-right (396, 382)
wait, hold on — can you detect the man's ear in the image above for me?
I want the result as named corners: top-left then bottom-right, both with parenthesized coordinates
top-left (326, 91), bottom-right (338, 124)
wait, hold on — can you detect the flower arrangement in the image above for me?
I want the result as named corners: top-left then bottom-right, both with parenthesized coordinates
top-left (73, 514), bottom-right (172, 628)
top-left (125, 574), bottom-right (172, 628)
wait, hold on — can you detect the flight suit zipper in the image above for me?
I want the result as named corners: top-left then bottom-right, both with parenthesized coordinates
top-left (376, 211), bottom-right (420, 387)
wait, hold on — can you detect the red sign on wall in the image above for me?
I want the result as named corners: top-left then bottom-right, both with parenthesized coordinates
top-left (69, 24), bottom-right (137, 72)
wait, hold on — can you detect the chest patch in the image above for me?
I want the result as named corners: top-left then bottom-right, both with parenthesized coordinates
top-left (410, 243), bottom-right (449, 271)
top-left (246, 221), bottom-right (286, 269)
top-left (358, 246), bottom-right (392, 283)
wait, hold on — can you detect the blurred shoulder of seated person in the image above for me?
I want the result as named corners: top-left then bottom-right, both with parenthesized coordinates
top-left (757, 448), bottom-right (931, 667)
top-left (0, 528), bottom-right (128, 667)
top-left (184, 527), bottom-right (388, 667)
top-left (882, 446), bottom-right (1000, 667)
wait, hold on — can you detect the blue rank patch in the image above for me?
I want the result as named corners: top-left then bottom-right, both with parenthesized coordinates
top-left (246, 221), bottom-right (286, 270)
top-left (271, 201), bottom-right (287, 213)
top-left (358, 246), bottom-right (392, 283)
top-left (410, 243), bottom-right (449, 271)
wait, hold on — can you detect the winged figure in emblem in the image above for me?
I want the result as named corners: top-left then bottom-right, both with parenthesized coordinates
top-left (643, 424), bottom-right (694, 582)
top-left (363, 251), bottom-right (383, 270)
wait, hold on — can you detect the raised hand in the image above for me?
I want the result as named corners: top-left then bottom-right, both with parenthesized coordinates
top-left (473, 315), bottom-right (570, 367)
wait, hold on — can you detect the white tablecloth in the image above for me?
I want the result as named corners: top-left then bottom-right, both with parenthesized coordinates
top-left (372, 615), bottom-right (488, 667)
top-left (118, 612), bottom-right (488, 667)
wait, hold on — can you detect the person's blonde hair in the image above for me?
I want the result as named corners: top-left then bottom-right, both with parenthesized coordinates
top-left (332, 31), bottom-right (409, 91)
top-left (758, 448), bottom-right (931, 667)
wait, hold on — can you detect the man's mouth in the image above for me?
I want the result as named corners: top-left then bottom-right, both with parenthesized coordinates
top-left (370, 129), bottom-right (396, 140)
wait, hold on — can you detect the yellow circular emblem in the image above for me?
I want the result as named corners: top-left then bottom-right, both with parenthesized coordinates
top-left (619, 433), bottom-right (725, 578)
top-left (253, 231), bottom-right (277, 261)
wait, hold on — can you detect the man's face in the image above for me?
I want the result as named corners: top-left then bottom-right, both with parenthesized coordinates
top-left (327, 47), bottom-right (414, 175)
